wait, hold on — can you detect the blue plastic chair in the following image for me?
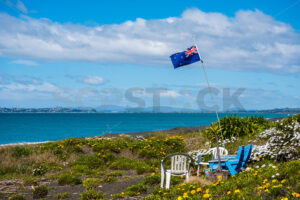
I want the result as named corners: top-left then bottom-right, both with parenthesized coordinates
top-left (206, 146), bottom-right (245, 176)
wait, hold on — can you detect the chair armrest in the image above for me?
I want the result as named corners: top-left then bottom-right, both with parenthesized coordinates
top-left (208, 159), bottom-right (228, 163)
top-left (199, 162), bottom-right (209, 166)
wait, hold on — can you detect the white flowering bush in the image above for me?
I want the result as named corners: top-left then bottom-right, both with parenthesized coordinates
top-left (251, 114), bottom-right (300, 162)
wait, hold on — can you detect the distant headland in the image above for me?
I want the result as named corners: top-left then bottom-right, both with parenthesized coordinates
top-left (0, 107), bottom-right (299, 114)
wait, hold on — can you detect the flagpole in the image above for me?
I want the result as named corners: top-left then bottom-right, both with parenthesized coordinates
top-left (193, 36), bottom-right (224, 172)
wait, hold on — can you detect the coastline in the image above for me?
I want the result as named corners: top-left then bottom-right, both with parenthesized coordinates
top-left (0, 117), bottom-right (286, 147)
top-left (0, 125), bottom-right (208, 147)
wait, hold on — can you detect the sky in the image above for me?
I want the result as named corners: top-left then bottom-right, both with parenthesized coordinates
top-left (0, 0), bottom-right (300, 111)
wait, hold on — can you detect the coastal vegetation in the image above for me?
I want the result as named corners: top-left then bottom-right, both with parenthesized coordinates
top-left (0, 114), bottom-right (299, 199)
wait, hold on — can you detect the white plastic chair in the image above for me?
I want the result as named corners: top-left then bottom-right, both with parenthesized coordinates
top-left (196, 147), bottom-right (228, 175)
top-left (160, 153), bottom-right (192, 189)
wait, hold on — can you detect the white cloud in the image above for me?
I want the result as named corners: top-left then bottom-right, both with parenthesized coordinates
top-left (11, 59), bottom-right (38, 66)
top-left (82, 76), bottom-right (104, 85)
top-left (16, 0), bottom-right (27, 13)
top-left (0, 9), bottom-right (300, 73)
top-left (0, 82), bottom-right (59, 92)
top-left (1, 0), bottom-right (28, 13)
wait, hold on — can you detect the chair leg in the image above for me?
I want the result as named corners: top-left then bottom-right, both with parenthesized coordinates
top-left (160, 169), bottom-right (164, 188)
top-left (185, 172), bottom-right (189, 182)
top-left (165, 172), bottom-right (171, 189)
top-left (204, 168), bottom-right (210, 176)
top-left (225, 162), bottom-right (237, 176)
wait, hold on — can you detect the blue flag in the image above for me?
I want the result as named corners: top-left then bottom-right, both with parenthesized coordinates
top-left (170, 46), bottom-right (202, 69)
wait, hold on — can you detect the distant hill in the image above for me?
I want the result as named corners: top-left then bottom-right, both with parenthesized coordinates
top-left (0, 107), bottom-right (97, 113)
top-left (0, 106), bottom-right (299, 114)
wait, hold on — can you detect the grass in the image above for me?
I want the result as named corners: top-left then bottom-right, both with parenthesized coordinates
top-left (54, 192), bottom-right (69, 199)
top-left (57, 172), bottom-right (82, 186)
top-left (80, 189), bottom-right (106, 200)
top-left (32, 185), bottom-right (48, 199)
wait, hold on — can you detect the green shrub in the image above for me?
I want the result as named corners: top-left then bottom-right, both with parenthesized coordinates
top-left (105, 171), bottom-right (123, 177)
top-left (71, 165), bottom-right (95, 176)
top-left (102, 176), bottom-right (117, 183)
top-left (141, 194), bottom-right (162, 200)
top-left (143, 174), bottom-right (161, 186)
top-left (111, 193), bottom-right (123, 198)
top-left (32, 185), bottom-right (48, 199)
top-left (95, 151), bottom-right (116, 162)
top-left (129, 135), bottom-right (186, 159)
top-left (11, 146), bottom-right (32, 158)
top-left (82, 178), bottom-right (102, 189)
top-left (54, 192), bottom-right (69, 199)
top-left (32, 163), bottom-right (48, 176)
top-left (72, 155), bottom-right (105, 169)
top-left (109, 157), bottom-right (136, 170)
top-left (80, 189), bottom-right (106, 200)
top-left (203, 115), bottom-right (273, 141)
top-left (9, 194), bottom-right (26, 200)
top-left (135, 162), bottom-right (153, 175)
top-left (57, 172), bottom-right (82, 186)
top-left (123, 183), bottom-right (148, 196)
top-left (23, 177), bottom-right (38, 186)
top-left (90, 137), bottom-right (132, 154)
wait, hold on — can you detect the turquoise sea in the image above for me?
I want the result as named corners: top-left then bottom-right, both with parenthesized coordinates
top-left (0, 113), bottom-right (289, 145)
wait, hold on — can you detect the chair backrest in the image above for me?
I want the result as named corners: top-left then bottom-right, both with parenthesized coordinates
top-left (161, 153), bottom-right (193, 175)
top-left (208, 147), bottom-right (228, 159)
top-left (235, 146), bottom-right (245, 161)
top-left (234, 146), bottom-right (245, 169)
top-left (242, 144), bottom-right (253, 166)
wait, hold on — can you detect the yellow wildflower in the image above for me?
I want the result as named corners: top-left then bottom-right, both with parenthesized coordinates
top-left (183, 192), bottom-right (188, 198)
top-left (151, 172), bottom-right (155, 176)
top-left (264, 189), bottom-right (270, 193)
top-left (281, 198), bottom-right (288, 200)
top-left (197, 187), bottom-right (202, 192)
top-left (275, 168), bottom-right (279, 171)
top-left (234, 189), bottom-right (240, 193)
top-left (205, 188), bottom-right (210, 194)
top-left (272, 179), bottom-right (277, 183)
top-left (292, 192), bottom-right (300, 197)
top-left (177, 196), bottom-right (182, 200)
top-left (218, 175), bottom-right (222, 179)
top-left (281, 179), bottom-right (286, 183)
top-left (263, 179), bottom-right (268, 183)
top-left (227, 191), bottom-right (231, 195)
top-left (287, 186), bottom-right (291, 190)
top-left (203, 193), bottom-right (211, 198)
top-left (191, 190), bottom-right (196, 195)
top-left (272, 184), bottom-right (282, 188)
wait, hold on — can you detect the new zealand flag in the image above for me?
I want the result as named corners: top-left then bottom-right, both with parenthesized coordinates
top-left (170, 46), bottom-right (202, 69)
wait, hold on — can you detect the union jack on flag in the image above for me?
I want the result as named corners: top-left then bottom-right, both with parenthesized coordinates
top-left (184, 46), bottom-right (198, 58)
top-left (170, 45), bottom-right (202, 69)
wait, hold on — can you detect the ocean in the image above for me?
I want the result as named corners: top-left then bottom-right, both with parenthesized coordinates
top-left (0, 113), bottom-right (289, 145)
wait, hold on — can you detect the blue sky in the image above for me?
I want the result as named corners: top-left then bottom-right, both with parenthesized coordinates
top-left (0, 0), bottom-right (300, 111)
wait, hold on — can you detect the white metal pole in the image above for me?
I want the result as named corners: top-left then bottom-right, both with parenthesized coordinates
top-left (192, 37), bottom-right (224, 146)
